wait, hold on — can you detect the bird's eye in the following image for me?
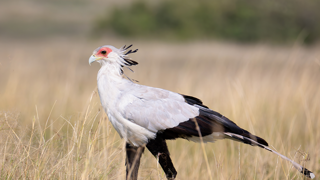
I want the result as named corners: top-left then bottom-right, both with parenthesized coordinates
top-left (101, 50), bottom-right (107, 55)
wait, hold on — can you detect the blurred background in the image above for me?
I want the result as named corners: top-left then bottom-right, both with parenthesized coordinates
top-left (0, 0), bottom-right (319, 179)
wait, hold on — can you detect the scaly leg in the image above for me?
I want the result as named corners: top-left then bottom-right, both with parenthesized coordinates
top-left (125, 143), bottom-right (145, 180)
top-left (146, 136), bottom-right (177, 180)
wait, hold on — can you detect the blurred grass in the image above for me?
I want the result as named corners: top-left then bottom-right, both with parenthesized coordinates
top-left (95, 0), bottom-right (320, 44)
top-left (0, 0), bottom-right (130, 39)
top-left (2, 0), bottom-right (320, 44)
top-left (0, 38), bottom-right (319, 179)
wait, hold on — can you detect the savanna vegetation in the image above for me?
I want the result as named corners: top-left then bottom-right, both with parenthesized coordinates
top-left (0, 39), bottom-right (319, 179)
top-left (95, 0), bottom-right (320, 44)
top-left (1, 0), bottom-right (319, 179)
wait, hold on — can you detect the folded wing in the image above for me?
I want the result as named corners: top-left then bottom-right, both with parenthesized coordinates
top-left (120, 85), bottom-right (200, 132)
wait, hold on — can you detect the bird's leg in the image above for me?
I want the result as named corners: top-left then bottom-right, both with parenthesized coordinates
top-left (146, 136), bottom-right (177, 180)
top-left (125, 143), bottom-right (145, 180)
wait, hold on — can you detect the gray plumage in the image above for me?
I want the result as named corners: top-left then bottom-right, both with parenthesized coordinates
top-left (89, 44), bottom-right (315, 179)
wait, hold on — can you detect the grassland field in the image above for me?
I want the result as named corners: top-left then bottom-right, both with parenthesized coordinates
top-left (0, 37), bottom-right (319, 179)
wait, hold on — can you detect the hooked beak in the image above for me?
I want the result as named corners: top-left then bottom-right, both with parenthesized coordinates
top-left (89, 55), bottom-right (102, 65)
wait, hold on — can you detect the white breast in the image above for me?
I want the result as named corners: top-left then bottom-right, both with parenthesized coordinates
top-left (97, 68), bottom-right (156, 146)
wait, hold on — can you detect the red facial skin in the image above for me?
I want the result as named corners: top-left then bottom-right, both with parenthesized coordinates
top-left (96, 47), bottom-right (112, 57)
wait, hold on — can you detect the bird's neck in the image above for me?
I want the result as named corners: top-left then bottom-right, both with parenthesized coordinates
top-left (97, 63), bottom-right (126, 94)
top-left (96, 63), bottom-right (129, 111)
top-left (98, 61), bottom-right (123, 78)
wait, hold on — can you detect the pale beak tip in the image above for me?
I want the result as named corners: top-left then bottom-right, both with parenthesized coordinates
top-left (89, 55), bottom-right (96, 65)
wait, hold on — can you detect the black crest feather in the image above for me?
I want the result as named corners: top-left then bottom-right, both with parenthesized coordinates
top-left (125, 48), bottom-right (138, 55)
top-left (122, 44), bottom-right (139, 66)
top-left (123, 44), bottom-right (133, 51)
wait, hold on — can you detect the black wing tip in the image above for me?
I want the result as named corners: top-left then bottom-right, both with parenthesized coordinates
top-left (182, 94), bottom-right (270, 147)
top-left (255, 136), bottom-right (268, 146)
top-left (241, 131), bottom-right (269, 146)
top-left (182, 94), bottom-right (209, 108)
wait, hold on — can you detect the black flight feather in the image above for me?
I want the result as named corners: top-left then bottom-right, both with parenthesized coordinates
top-left (161, 95), bottom-right (269, 147)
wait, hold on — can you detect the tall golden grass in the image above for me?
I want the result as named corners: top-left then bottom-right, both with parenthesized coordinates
top-left (0, 38), bottom-right (319, 179)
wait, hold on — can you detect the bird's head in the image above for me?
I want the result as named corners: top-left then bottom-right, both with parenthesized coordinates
top-left (89, 44), bottom-right (138, 67)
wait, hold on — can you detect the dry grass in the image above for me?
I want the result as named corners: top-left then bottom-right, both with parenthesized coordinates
top-left (0, 38), bottom-right (319, 179)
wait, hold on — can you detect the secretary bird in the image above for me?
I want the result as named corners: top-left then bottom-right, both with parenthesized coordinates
top-left (89, 44), bottom-right (315, 180)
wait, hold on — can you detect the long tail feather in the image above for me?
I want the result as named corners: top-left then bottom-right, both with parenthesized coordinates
top-left (224, 132), bottom-right (315, 179)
